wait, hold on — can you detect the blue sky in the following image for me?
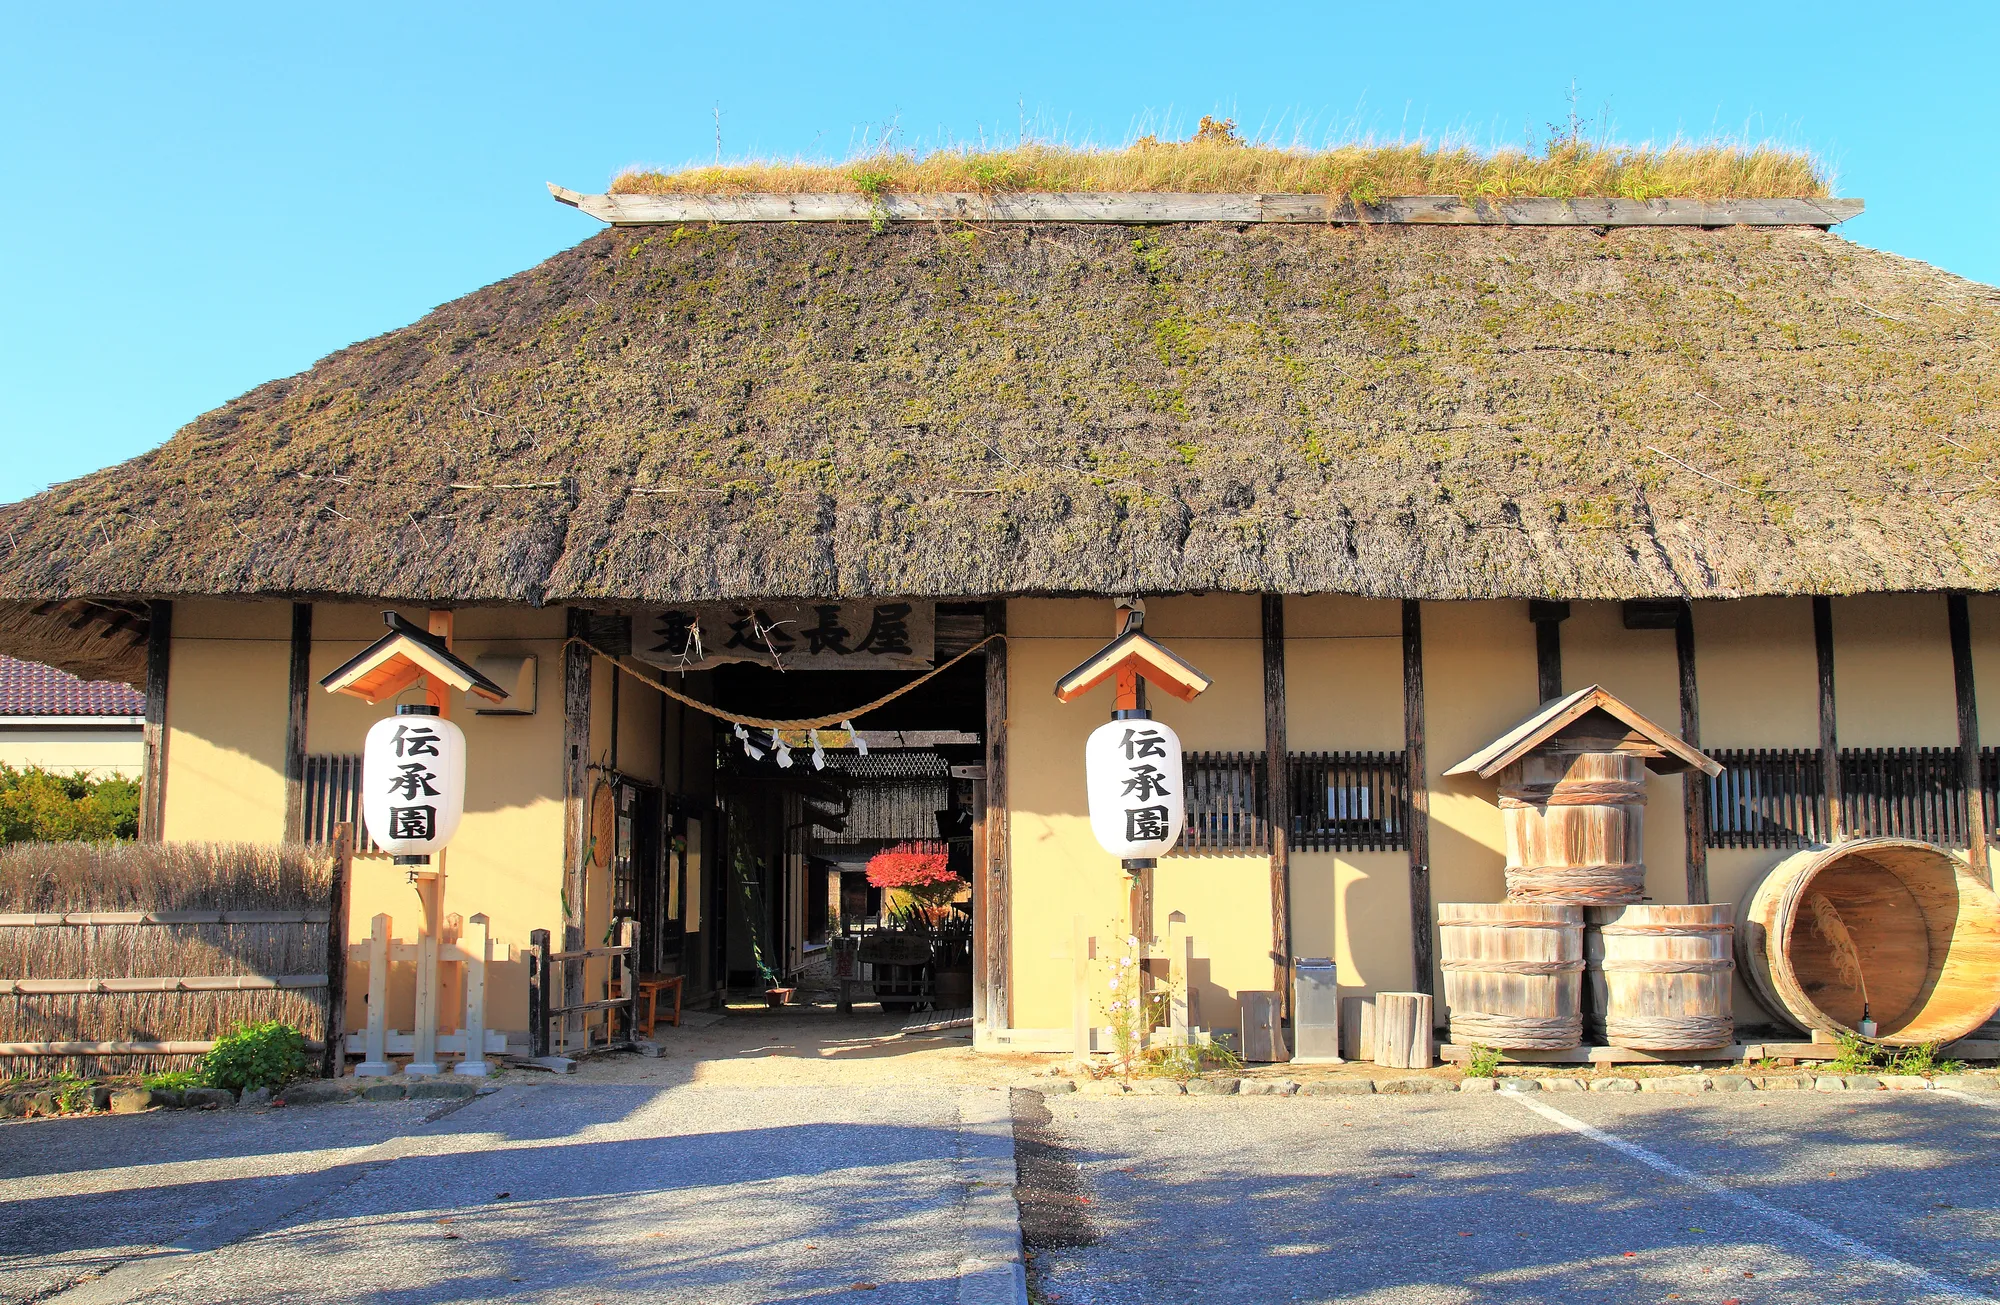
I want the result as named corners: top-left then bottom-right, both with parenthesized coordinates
top-left (4, 2), bottom-right (1995, 503)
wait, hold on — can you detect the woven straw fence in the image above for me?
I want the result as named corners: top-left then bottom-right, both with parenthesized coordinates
top-left (0, 842), bottom-right (332, 1077)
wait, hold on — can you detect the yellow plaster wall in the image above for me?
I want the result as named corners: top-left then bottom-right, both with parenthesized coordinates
top-left (0, 727), bottom-right (142, 777)
top-left (161, 600), bottom-right (290, 844)
top-left (1289, 851), bottom-right (1415, 998)
top-left (1006, 596), bottom-right (1274, 1034)
top-left (1693, 599), bottom-right (1817, 746)
top-left (1833, 594), bottom-right (1957, 746)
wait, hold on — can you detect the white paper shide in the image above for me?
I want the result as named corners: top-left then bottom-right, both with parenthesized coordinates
top-left (1084, 717), bottom-right (1185, 858)
top-left (362, 711), bottom-right (466, 857)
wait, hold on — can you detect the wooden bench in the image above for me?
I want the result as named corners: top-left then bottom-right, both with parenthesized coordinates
top-left (612, 973), bottom-right (683, 1036)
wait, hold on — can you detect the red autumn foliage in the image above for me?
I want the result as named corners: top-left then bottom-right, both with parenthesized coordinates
top-left (865, 841), bottom-right (958, 889)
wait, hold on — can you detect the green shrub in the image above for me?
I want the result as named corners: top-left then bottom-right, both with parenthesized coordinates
top-left (142, 1069), bottom-right (203, 1091)
top-left (0, 765), bottom-right (140, 843)
top-left (199, 1021), bottom-right (309, 1092)
top-left (1464, 1044), bottom-right (1505, 1078)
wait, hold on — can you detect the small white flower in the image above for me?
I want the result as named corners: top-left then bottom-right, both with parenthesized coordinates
top-left (1126, 935), bottom-right (1139, 947)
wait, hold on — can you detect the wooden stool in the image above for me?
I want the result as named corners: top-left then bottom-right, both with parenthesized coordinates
top-left (634, 974), bottom-right (684, 1036)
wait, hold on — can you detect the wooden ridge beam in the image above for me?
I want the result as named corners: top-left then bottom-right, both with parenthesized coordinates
top-left (552, 186), bottom-right (1864, 228)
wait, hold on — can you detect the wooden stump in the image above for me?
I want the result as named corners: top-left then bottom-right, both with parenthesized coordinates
top-left (1339, 996), bottom-right (1376, 1062)
top-left (1372, 991), bottom-right (1433, 1069)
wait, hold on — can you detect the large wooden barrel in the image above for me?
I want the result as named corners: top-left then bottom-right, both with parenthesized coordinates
top-left (1438, 903), bottom-right (1583, 1049)
top-left (1739, 838), bottom-right (2000, 1045)
top-left (1499, 750), bottom-right (1647, 904)
top-left (1584, 904), bottom-right (1735, 1049)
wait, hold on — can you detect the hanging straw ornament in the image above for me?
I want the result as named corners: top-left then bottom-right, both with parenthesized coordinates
top-left (843, 720), bottom-right (867, 755)
top-left (775, 734), bottom-right (793, 769)
top-left (1807, 892), bottom-right (1874, 1034)
top-left (734, 722), bottom-right (765, 761)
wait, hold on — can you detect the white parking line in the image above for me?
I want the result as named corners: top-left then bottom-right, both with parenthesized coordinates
top-left (1507, 1093), bottom-right (1994, 1304)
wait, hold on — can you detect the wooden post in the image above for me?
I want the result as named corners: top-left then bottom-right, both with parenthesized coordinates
top-left (620, 918), bottom-right (641, 1045)
top-left (1676, 602), bottom-right (1709, 903)
top-left (319, 822), bottom-right (354, 1079)
top-left (1948, 594), bottom-right (1990, 882)
top-left (409, 874), bottom-right (442, 1076)
top-left (981, 599), bottom-right (1011, 1035)
top-left (1167, 913), bottom-right (1193, 1047)
top-left (357, 912), bottom-right (393, 1076)
top-left (140, 600), bottom-right (172, 842)
top-left (1262, 595), bottom-right (1293, 1026)
top-left (528, 928), bottom-right (551, 1058)
top-left (1814, 597), bottom-right (1843, 840)
top-left (1529, 600), bottom-right (1569, 705)
top-left (1402, 600), bottom-right (1435, 998)
top-left (283, 602), bottom-right (312, 843)
top-left (562, 609), bottom-right (592, 1042)
top-left (1373, 991), bottom-right (1434, 1069)
top-left (457, 913), bottom-right (491, 1076)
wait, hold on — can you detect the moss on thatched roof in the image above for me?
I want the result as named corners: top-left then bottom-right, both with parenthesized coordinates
top-left (3, 220), bottom-right (1998, 626)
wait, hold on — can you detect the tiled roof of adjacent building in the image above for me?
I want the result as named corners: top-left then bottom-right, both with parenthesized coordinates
top-left (0, 656), bottom-right (144, 716)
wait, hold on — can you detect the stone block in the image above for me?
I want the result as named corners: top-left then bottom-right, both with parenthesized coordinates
top-left (1495, 1078), bottom-right (1540, 1093)
top-left (1641, 1076), bottom-right (1708, 1094)
top-left (1301, 1078), bottom-right (1374, 1096)
top-left (1879, 1076), bottom-right (1930, 1091)
top-left (1753, 1075), bottom-right (1809, 1091)
top-left (0, 1094), bottom-right (25, 1118)
top-left (277, 1080), bottom-right (350, 1106)
top-left (1841, 1075), bottom-right (1884, 1092)
top-left (1708, 1076), bottom-right (1756, 1093)
top-left (1540, 1077), bottom-right (1586, 1092)
top-left (358, 1082), bottom-right (408, 1102)
top-left (109, 1089), bottom-right (158, 1114)
top-left (1239, 1078), bottom-right (1299, 1096)
top-left (25, 1091), bottom-right (58, 1116)
top-left (1590, 1078), bottom-right (1640, 1092)
top-left (238, 1088), bottom-right (273, 1107)
top-left (1379, 1077), bottom-right (1454, 1094)
top-left (1039, 1080), bottom-right (1078, 1094)
top-left (1456, 1077), bottom-right (1497, 1093)
top-left (1075, 1079), bottom-right (1128, 1096)
top-left (1184, 1077), bottom-right (1239, 1096)
top-left (1813, 1076), bottom-right (1846, 1092)
top-left (1934, 1074), bottom-right (1999, 1092)
top-left (406, 1079), bottom-right (479, 1100)
top-left (183, 1088), bottom-right (233, 1110)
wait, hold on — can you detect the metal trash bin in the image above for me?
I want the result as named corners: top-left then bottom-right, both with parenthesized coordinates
top-left (1292, 957), bottom-right (1341, 1062)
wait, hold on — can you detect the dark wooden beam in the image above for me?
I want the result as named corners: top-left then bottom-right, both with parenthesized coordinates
top-left (1675, 602), bottom-right (1709, 903)
top-left (562, 608), bottom-right (593, 1037)
top-left (979, 599), bottom-right (1011, 1034)
top-left (1262, 595), bottom-right (1293, 1027)
top-left (1948, 595), bottom-right (1989, 882)
top-left (1402, 599), bottom-right (1434, 998)
top-left (140, 601), bottom-right (173, 842)
top-left (319, 821), bottom-right (353, 1079)
top-left (283, 603), bottom-right (313, 843)
top-left (1813, 597), bottom-right (1842, 840)
top-left (1529, 600), bottom-right (1569, 705)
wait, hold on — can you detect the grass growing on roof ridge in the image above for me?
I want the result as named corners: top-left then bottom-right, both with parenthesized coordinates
top-left (615, 129), bottom-right (1829, 201)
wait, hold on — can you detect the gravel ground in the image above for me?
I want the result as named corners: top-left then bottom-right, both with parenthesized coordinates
top-left (1026, 1089), bottom-right (2000, 1305)
top-left (2, 1081), bottom-right (1010, 1305)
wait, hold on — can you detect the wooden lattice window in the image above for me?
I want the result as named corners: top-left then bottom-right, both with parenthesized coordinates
top-left (1173, 751), bottom-right (1269, 856)
top-left (1289, 751), bottom-right (1410, 853)
top-left (302, 754), bottom-right (378, 850)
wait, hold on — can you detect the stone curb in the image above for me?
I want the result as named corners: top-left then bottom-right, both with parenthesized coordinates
top-left (957, 1088), bottom-right (1029, 1305)
top-left (1, 1073), bottom-right (493, 1120)
top-left (1050, 1071), bottom-right (2000, 1099)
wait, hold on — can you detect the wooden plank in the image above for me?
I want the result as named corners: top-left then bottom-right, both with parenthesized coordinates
top-left (543, 945), bottom-right (635, 962)
top-left (1677, 602), bottom-right (1710, 903)
top-left (140, 600), bottom-right (172, 841)
top-left (0, 910), bottom-right (332, 926)
top-left (1949, 595), bottom-right (1990, 882)
top-left (283, 602), bottom-right (312, 842)
top-left (320, 822), bottom-right (353, 1079)
top-left (1402, 600), bottom-right (1435, 998)
top-left (562, 608), bottom-right (592, 1042)
top-left (1530, 601), bottom-right (1567, 705)
top-left (1814, 597), bottom-right (1843, 838)
top-left (0, 974), bottom-right (327, 995)
top-left (982, 598), bottom-right (1011, 1034)
top-left (1262, 595), bottom-right (1292, 1029)
top-left (551, 187), bottom-right (1865, 228)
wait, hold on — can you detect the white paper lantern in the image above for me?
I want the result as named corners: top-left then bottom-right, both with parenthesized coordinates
top-left (1084, 716), bottom-right (1185, 858)
top-left (362, 706), bottom-right (466, 860)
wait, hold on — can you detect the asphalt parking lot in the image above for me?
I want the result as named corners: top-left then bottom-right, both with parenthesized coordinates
top-left (1023, 1088), bottom-right (2000, 1304)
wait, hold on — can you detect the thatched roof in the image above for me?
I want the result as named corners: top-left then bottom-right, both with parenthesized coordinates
top-left (5, 219), bottom-right (1999, 644)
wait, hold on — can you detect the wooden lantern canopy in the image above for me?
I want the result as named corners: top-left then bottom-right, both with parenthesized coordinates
top-left (1448, 685), bottom-right (1721, 906)
top-left (320, 611), bottom-right (509, 707)
top-left (1054, 625), bottom-right (1213, 710)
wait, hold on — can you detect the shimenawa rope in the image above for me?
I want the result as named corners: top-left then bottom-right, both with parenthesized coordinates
top-left (561, 633), bottom-right (1005, 732)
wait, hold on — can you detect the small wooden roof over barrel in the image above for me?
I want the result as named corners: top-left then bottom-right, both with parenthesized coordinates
top-left (1446, 685), bottom-right (1721, 779)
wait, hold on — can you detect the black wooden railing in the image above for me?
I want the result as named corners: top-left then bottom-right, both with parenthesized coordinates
top-left (1290, 751), bottom-right (1411, 853)
top-left (1176, 752), bottom-right (1269, 855)
top-left (1705, 746), bottom-right (2000, 849)
top-left (303, 754), bottom-right (378, 851)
